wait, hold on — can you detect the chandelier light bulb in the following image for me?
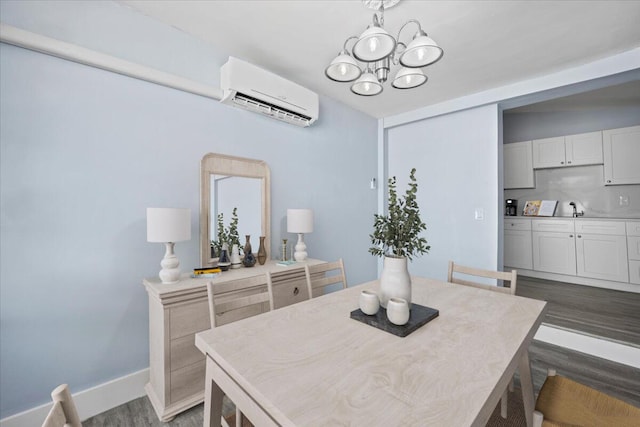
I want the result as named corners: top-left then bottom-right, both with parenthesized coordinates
top-left (399, 33), bottom-right (443, 68)
top-left (325, 50), bottom-right (362, 82)
top-left (351, 70), bottom-right (383, 96)
top-left (368, 37), bottom-right (379, 53)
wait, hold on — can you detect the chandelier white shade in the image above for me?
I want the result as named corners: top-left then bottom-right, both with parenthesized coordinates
top-left (392, 67), bottom-right (427, 89)
top-left (287, 209), bottom-right (314, 262)
top-left (147, 207), bottom-right (191, 284)
top-left (325, 0), bottom-right (443, 97)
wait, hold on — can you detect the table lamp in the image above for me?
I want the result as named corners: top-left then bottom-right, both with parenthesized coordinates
top-left (287, 209), bottom-right (314, 262)
top-left (147, 207), bottom-right (191, 284)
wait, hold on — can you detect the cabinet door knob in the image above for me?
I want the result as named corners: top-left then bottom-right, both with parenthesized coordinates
top-left (567, 161), bottom-right (572, 164)
top-left (293, 287), bottom-right (299, 296)
top-left (607, 180), bottom-right (612, 183)
top-left (577, 235), bottom-right (582, 238)
top-left (560, 161), bottom-right (564, 165)
top-left (569, 234), bottom-right (574, 238)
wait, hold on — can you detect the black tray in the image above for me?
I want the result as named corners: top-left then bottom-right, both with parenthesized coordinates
top-left (350, 303), bottom-right (439, 337)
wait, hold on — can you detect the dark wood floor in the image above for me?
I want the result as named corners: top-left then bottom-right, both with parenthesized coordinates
top-left (516, 276), bottom-right (640, 346)
top-left (83, 277), bottom-right (640, 425)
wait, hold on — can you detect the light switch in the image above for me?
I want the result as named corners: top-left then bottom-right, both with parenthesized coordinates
top-left (475, 208), bottom-right (484, 220)
top-left (619, 195), bottom-right (629, 207)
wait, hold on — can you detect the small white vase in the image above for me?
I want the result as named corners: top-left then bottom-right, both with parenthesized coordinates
top-left (359, 290), bottom-right (380, 315)
top-left (230, 244), bottom-right (241, 269)
top-left (386, 297), bottom-right (410, 326)
top-left (379, 256), bottom-right (411, 308)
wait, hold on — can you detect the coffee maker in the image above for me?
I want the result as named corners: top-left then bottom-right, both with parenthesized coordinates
top-left (505, 199), bottom-right (518, 216)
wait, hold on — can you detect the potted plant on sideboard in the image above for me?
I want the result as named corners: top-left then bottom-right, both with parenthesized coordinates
top-left (369, 168), bottom-right (430, 308)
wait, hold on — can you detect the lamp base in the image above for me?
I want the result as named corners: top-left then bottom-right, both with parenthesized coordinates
top-left (159, 242), bottom-right (181, 284)
top-left (294, 233), bottom-right (308, 262)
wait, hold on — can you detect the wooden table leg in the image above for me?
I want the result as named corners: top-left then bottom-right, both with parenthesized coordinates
top-left (204, 356), bottom-right (224, 427)
top-left (518, 350), bottom-right (535, 427)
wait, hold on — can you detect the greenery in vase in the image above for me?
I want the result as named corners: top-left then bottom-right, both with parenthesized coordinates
top-left (369, 168), bottom-right (430, 260)
top-left (212, 207), bottom-right (240, 254)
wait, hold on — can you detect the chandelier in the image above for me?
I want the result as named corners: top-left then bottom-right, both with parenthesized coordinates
top-left (325, 0), bottom-right (444, 96)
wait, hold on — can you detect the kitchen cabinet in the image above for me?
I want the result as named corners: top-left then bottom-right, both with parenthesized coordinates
top-left (532, 220), bottom-right (576, 275)
top-left (504, 141), bottom-right (535, 189)
top-left (628, 221), bottom-right (640, 285)
top-left (603, 125), bottom-right (640, 185)
top-left (532, 131), bottom-right (603, 169)
top-left (504, 219), bottom-right (533, 269)
top-left (575, 221), bottom-right (628, 282)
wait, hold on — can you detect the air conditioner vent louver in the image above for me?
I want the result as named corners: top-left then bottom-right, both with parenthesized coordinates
top-left (232, 93), bottom-right (312, 127)
top-left (220, 57), bottom-right (318, 128)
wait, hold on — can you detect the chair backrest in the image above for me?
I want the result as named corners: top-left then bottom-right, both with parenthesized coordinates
top-left (305, 259), bottom-right (347, 298)
top-left (265, 268), bottom-right (312, 310)
top-left (447, 260), bottom-right (517, 295)
top-left (42, 384), bottom-right (81, 427)
top-left (207, 275), bottom-right (271, 328)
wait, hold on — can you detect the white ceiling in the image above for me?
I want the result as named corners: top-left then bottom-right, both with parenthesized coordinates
top-left (119, 0), bottom-right (640, 119)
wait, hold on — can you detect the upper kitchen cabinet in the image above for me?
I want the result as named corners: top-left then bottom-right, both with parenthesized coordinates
top-left (504, 141), bottom-right (535, 189)
top-left (532, 131), bottom-right (603, 169)
top-left (603, 125), bottom-right (640, 185)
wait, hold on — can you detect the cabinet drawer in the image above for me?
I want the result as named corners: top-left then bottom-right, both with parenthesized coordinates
top-left (170, 334), bottom-right (205, 372)
top-left (170, 300), bottom-right (210, 339)
top-left (504, 219), bottom-right (531, 230)
top-left (532, 220), bottom-right (574, 233)
top-left (575, 220), bottom-right (625, 236)
top-left (170, 360), bottom-right (205, 404)
top-left (271, 277), bottom-right (311, 309)
top-left (627, 222), bottom-right (640, 237)
top-left (628, 236), bottom-right (640, 261)
top-left (630, 260), bottom-right (640, 285)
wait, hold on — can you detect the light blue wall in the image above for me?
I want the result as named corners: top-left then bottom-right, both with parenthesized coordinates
top-left (386, 105), bottom-right (501, 280)
top-left (0, 28), bottom-right (377, 425)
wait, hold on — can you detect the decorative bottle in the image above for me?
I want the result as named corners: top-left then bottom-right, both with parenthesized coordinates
top-left (218, 243), bottom-right (231, 271)
top-left (257, 236), bottom-right (267, 265)
top-left (242, 235), bottom-right (256, 267)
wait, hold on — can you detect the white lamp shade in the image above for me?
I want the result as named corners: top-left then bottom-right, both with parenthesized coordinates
top-left (325, 52), bottom-right (362, 82)
top-left (353, 26), bottom-right (396, 62)
top-left (399, 35), bottom-right (443, 68)
top-left (147, 208), bottom-right (191, 243)
top-left (351, 71), bottom-right (383, 96)
top-left (287, 209), bottom-right (314, 234)
top-left (392, 67), bottom-right (428, 89)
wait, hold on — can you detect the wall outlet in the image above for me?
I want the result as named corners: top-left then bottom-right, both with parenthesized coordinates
top-left (619, 195), bottom-right (629, 207)
top-left (475, 208), bottom-right (484, 220)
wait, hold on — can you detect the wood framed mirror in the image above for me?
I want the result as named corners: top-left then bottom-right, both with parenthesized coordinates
top-left (200, 153), bottom-right (271, 266)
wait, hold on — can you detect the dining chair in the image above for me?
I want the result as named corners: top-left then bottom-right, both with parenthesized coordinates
top-left (533, 368), bottom-right (640, 427)
top-left (42, 384), bottom-right (81, 427)
top-left (447, 260), bottom-right (517, 419)
top-left (265, 268), bottom-right (311, 311)
top-left (207, 279), bottom-right (270, 427)
top-left (304, 259), bottom-right (347, 298)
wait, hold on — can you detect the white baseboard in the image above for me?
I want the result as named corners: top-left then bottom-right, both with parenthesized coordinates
top-left (535, 324), bottom-right (640, 369)
top-left (0, 368), bottom-right (149, 427)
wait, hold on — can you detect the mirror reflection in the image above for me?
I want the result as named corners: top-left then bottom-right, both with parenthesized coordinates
top-left (210, 174), bottom-right (262, 250)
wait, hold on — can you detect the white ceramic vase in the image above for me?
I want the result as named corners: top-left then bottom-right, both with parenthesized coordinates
top-left (230, 244), bottom-right (242, 269)
top-left (379, 256), bottom-right (411, 308)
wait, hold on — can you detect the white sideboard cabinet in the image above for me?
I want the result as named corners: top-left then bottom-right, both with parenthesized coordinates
top-left (603, 125), bottom-right (640, 185)
top-left (143, 259), bottom-right (325, 421)
top-left (532, 131), bottom-right (603, 169)
top-left (504, 141), bottom-right (535, 189)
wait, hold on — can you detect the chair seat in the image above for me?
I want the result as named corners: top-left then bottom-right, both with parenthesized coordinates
top-left (535, 374), bottom-right (640, 427)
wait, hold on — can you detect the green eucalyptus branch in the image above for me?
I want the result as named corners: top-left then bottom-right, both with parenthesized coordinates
top-left (369, 168), bottom-right (430, 260)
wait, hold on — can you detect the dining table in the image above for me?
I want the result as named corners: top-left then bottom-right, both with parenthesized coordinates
top-left (195, 276), bottom-right (547, 427)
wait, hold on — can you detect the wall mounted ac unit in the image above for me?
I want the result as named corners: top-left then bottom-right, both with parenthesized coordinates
top-left (220, 57), bottom-right (319, 127)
